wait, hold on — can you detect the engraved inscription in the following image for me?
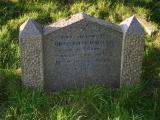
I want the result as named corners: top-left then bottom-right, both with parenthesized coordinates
top-left (43, 19), bottom-right (122, 90)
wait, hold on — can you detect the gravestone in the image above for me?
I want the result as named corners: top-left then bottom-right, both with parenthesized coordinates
top-left (19, 13), bottom-right (144, 90)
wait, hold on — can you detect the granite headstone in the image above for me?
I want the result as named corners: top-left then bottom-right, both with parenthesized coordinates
top-left (19, 13), bottom-right (144, 90)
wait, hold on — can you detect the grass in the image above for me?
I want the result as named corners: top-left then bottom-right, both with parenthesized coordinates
top-left (0, 0), bottom-right (160, 119)
top-left (0, 69), bottom-right (159, 119)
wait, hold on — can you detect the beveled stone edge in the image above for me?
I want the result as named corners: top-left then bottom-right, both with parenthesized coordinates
top-left (19, 19), bottom-right (44, 89)
top-left (120, 15), bottom-right (144, 87)
top-left (43, 13), bottom-right (122, 35)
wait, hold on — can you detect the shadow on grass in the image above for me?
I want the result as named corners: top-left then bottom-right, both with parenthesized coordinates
top-left (0, 57), bottom-right (160, 119)
top-left (0, 0), bottom-right (25, 27)
top-left (142, 39), bottom-right (160, 89)
top-left (125, 0), bottom-right (160, 27)
top-left (0, 69), bottom-right (21, 105)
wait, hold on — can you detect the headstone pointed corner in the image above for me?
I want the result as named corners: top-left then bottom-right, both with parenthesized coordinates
top-left (20, 18), bottom-right (42, 35)
top-left (120, 15), bottom-right (144, 33)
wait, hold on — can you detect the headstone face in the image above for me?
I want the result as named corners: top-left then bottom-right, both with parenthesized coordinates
top-left (19, 13), bottom-right (144, 91)
top-left (43, 16), bottom-right (123, 90)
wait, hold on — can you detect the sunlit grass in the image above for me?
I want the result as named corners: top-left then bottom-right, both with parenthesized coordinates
top-left (0, 69), bottom-right (159, 119)
top-left (0, 0), bottom-right (160, 119)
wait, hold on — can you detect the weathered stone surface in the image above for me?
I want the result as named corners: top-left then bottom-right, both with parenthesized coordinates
top-left (120, 16), bottom-right (144, 86)
top-left (19, 19), bottom-right (44, 88)
top-left (19, 13), bottom-right (144, 90)
top-left (43, 13), bottom-right (123, 90)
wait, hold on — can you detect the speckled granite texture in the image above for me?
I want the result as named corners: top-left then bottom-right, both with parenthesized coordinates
top-left (19, 13), bottom-right (144, 90)
top-left (120, 16), bottom-right (144, 86)
top-left (19, 19), bottom-right (44, 88)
